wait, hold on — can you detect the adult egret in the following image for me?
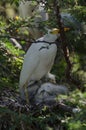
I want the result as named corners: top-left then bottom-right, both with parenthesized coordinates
top-left (19, 28), bottom-right (69, 103)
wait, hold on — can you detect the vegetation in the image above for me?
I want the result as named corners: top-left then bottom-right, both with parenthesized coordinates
top-left (0, 0), bottom-right (86, 130)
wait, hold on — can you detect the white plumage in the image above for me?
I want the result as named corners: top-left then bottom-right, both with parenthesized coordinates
top-left (19, 28), bottom-right (60, 102)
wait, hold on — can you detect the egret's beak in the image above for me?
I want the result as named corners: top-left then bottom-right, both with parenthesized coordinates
top-left (64, 27), bottom-right (70, 31)
top-left (51, 27), bottom-right (70, 34)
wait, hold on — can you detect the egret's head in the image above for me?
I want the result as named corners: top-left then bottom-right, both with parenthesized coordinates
top-left (45, 27), bottom-right (70, 42)
top-left (49, 28), bottom-right (70, 34)
top-left (49, 28), bottom-right (60, 34)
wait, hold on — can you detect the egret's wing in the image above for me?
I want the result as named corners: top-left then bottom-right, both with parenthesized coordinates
top-left (19, 47), bottom-right (40, 89)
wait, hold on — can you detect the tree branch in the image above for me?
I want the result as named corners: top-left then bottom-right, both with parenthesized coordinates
top-left (54, 0), bottom-right (72, 79)
top-left (54, 0), bottom-right (81, 88)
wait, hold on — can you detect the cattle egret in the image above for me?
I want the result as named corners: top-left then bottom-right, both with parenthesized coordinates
top-left (19, 28), bottom-right (70, 103)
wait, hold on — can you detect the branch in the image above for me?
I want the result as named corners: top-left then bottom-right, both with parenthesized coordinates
top-left (54, 0), bottom-right (81, 88)
top-left (54, 0), bottom-right (72, 78)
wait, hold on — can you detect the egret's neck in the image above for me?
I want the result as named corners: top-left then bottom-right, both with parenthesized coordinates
top-left (43, 34), bottom-right (58, 42)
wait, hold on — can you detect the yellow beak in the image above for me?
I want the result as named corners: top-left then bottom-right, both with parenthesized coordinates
top-left (51, 27), bottom-right (70, 34)
top-left (64, 27), bottom-right (70, 31)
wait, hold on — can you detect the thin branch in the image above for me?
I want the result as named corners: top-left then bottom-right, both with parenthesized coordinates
top-left (54, 0), bottom-right (81, 88)
top-left (54, 0), bottom-right (72, 78)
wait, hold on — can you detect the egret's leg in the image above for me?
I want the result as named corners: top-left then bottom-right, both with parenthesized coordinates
top-left (20, 81), bottom-right (29, 104)
top-left (23, 81), bottom-right (29, 104)
top-left (20, 87), bottom-right (25, 100)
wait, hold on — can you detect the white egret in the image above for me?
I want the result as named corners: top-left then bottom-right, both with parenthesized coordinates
top-left (19, 28), bottom-right (69, 103)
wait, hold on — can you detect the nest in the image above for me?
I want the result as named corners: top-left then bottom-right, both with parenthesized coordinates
top-left (0, 86), bottom-right (77, 130)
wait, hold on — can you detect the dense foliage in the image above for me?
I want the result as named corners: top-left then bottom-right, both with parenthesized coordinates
top-left (0, 0), bottom-right (86, 130)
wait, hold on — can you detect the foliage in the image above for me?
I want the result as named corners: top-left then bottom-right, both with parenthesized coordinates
top-left (69, 6), bottom-right (86, 22)
top-left (60, 0), bottom-right (86, 7)
top-left (66, 90), bottom-right (86, 130)
top-left (0, 0), bottom-right (86, 130)
top-left (0, 40), bottom-right (24, 89)
top-left (0, 90), bottom-right (86, 130)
